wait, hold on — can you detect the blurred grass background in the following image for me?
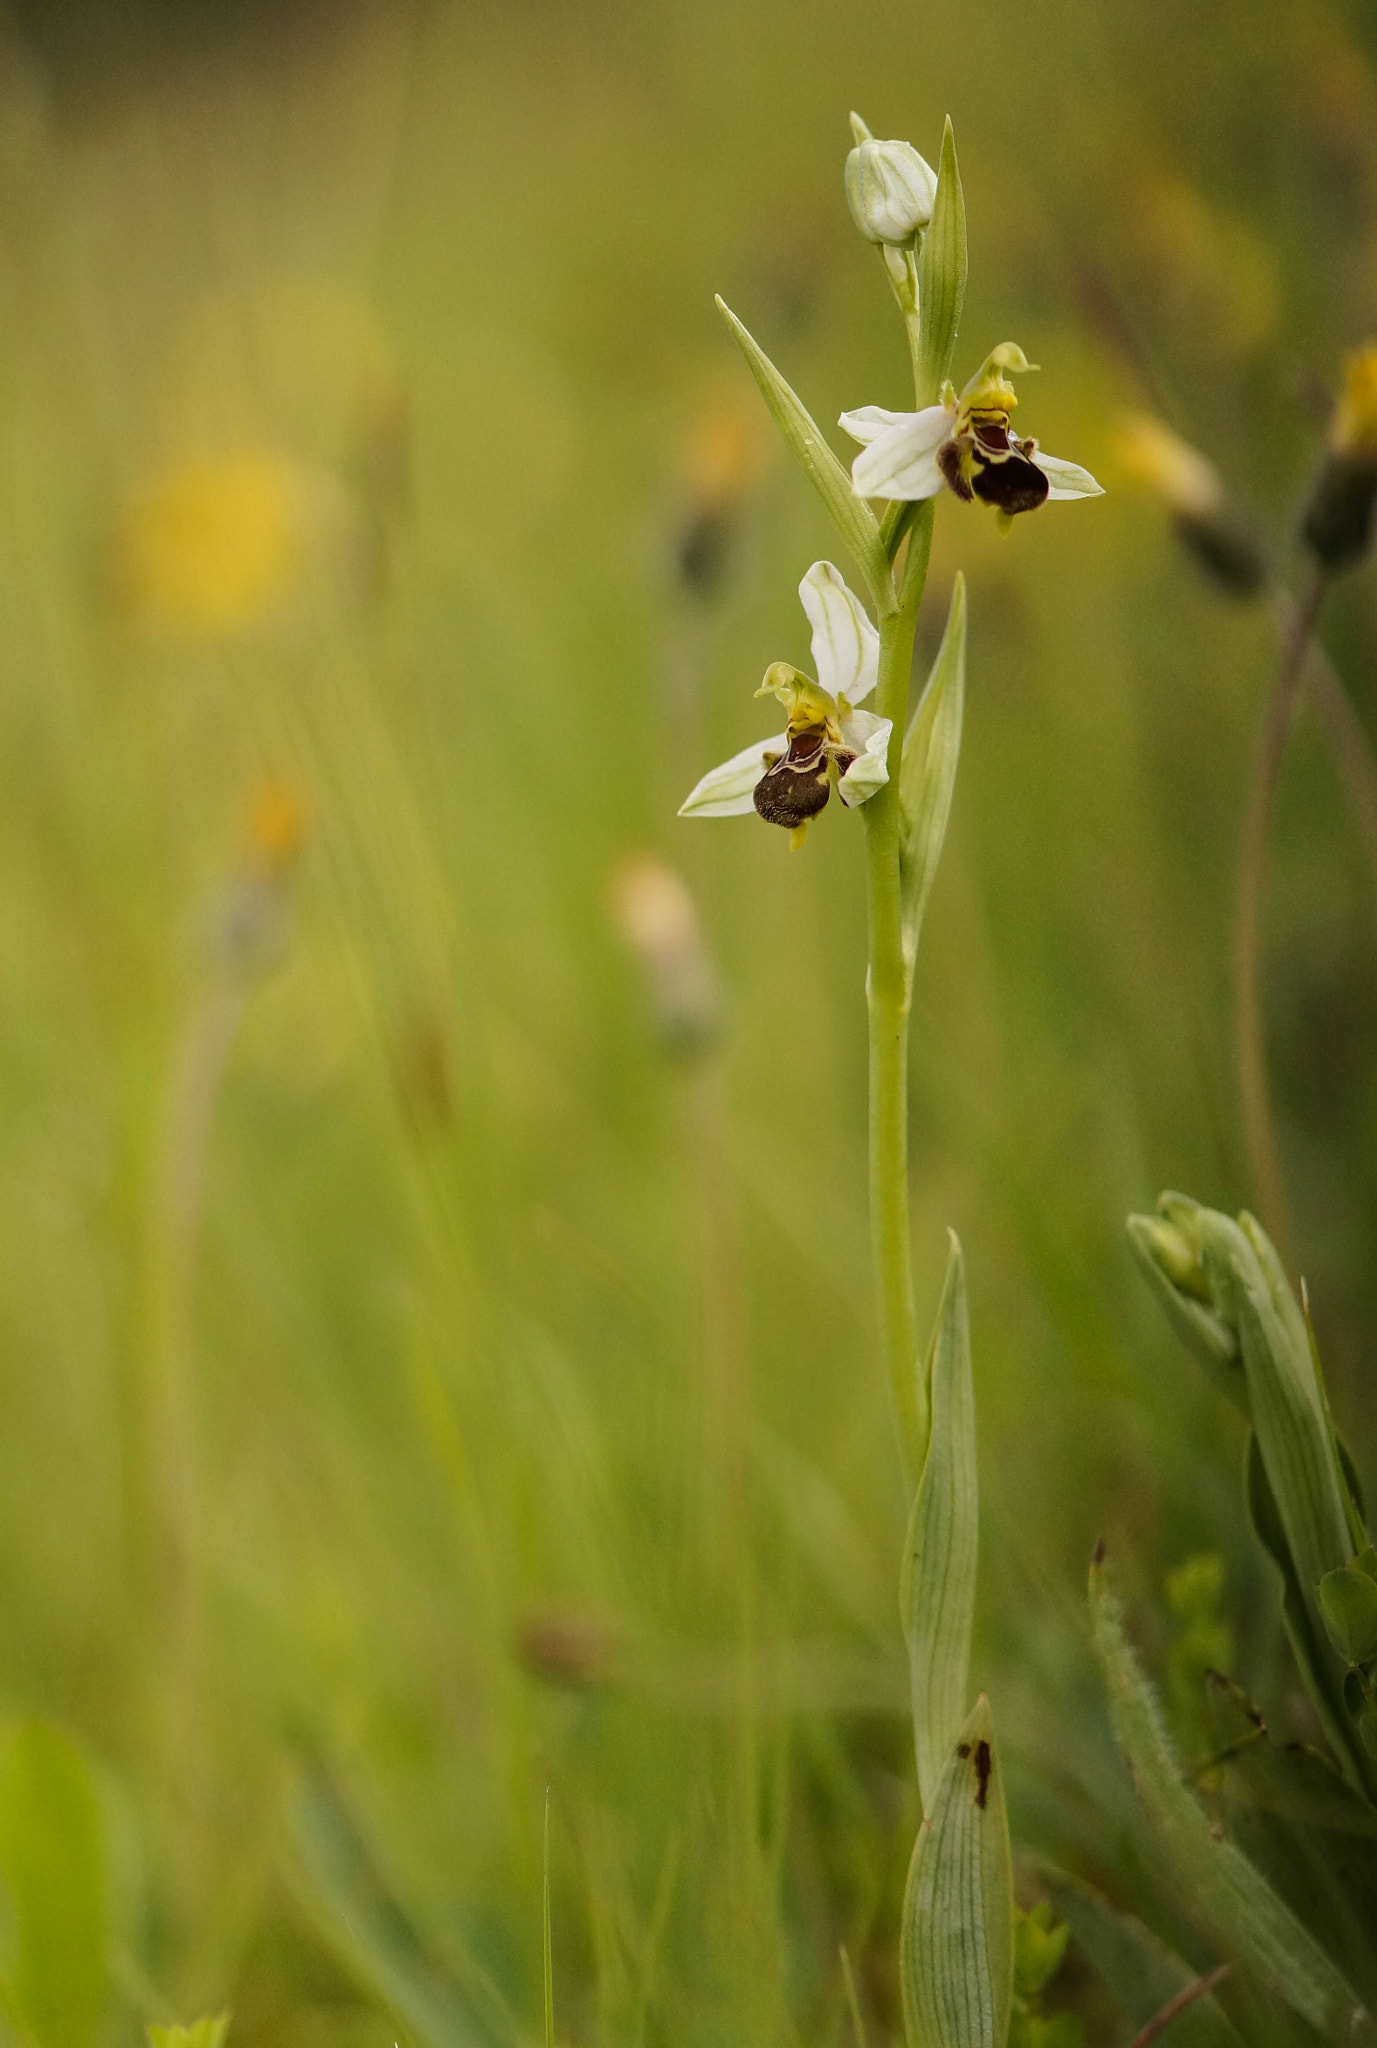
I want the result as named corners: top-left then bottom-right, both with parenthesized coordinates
top-left (0, 0), bottom-right (1375, 2038)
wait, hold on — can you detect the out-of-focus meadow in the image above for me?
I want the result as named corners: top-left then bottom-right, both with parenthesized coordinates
top-left (0, 0), bottom-right (1375, 2039)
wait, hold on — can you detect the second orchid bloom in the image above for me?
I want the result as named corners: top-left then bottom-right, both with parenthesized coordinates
top-left (679, 561), bottom-right (891, 846)
top-left (843, 343), bottom-right (1102, 530)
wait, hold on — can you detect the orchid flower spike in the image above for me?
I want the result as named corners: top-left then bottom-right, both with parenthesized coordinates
top-left (678, 562), bottom-right (892, 847)
top-left (841, 343), bottom-right (1102, 532)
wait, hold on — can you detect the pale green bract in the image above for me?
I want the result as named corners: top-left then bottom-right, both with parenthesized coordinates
top-left (914, 120), bottom-right (967, 407)
top-left (714, 296), bottom-right (895, 613)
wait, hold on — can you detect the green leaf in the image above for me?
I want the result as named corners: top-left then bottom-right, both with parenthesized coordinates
top-left (913, 120), bottom-right (967, 407)
top-left (1012, 1904), bottom-right (1069, 2001)
top-left (901, 1232), bottom-right (977, 1812)
top-left (1033, 1861), bottom-right (1244, 2048)
top-left (900, 1696), bottom-right (1013, 2048)
top-left (147, 2019), bottom-right (230, 2048)
top-left (1246, 1437), bottom-right (1377, 1800)
top-left (1199, 1210), bottom-right (1351, 1598)
top-left (1203, 1672), bottom-right (1377, 2009)
top-left (0, 1721), bottom-right (109, 2048)
top-left (1088, 1555), bottom-right (1366, 2037)
top-left (1318, 1567), bottom-right (1377, 1667)
top-left (898, 574), bottom-right (965, 990)
top-left (714, 296), bottom-right (894, 614)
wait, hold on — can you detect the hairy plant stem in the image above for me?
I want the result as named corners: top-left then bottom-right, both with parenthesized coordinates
top-left (1235, 562), bottom-right (1327, 1263)
top-left (865, 501), bottom-right (934, 1492)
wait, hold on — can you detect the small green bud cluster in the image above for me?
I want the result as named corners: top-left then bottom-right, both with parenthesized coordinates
top-left (1130, 1188), bottom-right (1377, 1788)
top-left (1008, 1905), bottom-right (1079, 2048)
top-left (844, 112), bottom-right (936, 248)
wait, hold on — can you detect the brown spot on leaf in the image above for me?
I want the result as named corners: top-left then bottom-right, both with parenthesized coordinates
top-left (973, 1739), bottom-right (992, 1809)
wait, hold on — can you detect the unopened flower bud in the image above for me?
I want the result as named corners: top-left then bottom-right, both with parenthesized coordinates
top-left (844, 115), bottom-right (936, 247)
top-left (1300, 344), bottom-right (1377, 572)
top-left (1127, 1203), bottom-right (1243, 1409)
top-left (1113, 413), bottom-right (1268, 597)
top-left (612, 855), bottom-right (722, 1053)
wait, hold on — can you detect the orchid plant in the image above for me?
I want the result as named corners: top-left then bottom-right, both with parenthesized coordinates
top-left (677, 116), bottom-right (1102, 2048)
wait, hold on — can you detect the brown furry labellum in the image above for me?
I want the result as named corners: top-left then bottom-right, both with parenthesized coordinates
top-left (939, 417), bottom-right (1049, 516)
top-left (753, 728), bottom-right (854, 829)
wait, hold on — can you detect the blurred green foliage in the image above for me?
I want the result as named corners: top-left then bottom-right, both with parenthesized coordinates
top-left (0, 0), bottom-right (1374, 2038)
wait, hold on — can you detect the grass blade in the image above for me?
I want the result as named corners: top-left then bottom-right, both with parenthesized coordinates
top-left (285, 1762), bottom-right (503, 2048)
top-left (1089, 1552), bottom-right (1368, 2039)
top-left (0, 1721), bottom-right (109, 2048)
top-left (542, 1791), bottom-right (553, 2048)
top-left (1035, 1861), bottom-right (1245, 2048)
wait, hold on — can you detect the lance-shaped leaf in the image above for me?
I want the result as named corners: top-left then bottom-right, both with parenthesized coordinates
top-left (899, 574), bottom-right (965, 988)
top-left (901, 1696), bottom-right (1013, 2048)
top-left (1089, 1555), bottom-right (1368, 2038)
top-left (1199, 1211), bottom-right (1352, 1598)
top-left (1318, 1566), bottom-right (1377, 1667)
top-left (1204, 1670), bottom-right (1377, 2009)
top-left (714, 296), bottom-right (894, 614)
top-left (1033, 1861), bottom-right (1245, 2048)
top-left (913, 120), bottom-right (967, 408)
top-left (901, 1232), bottom-right (977, 1812)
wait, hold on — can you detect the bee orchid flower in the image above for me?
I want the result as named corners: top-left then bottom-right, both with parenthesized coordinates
top-left (842, 343), bottom-right (1102, 531)
top-left (678, 561), bottom-right (892, 845)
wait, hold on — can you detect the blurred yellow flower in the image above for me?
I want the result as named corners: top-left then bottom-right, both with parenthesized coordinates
top-left (243, 777), bottom-right (308, 879)
top-left (680, 385), bottom-right (766, 513)
top-left (1330, 344), bottom-right (1377, 457)
top-left (1112, 413), bottom-right (1221, 519)
top-left (113, 446), bottom-right (309, 641)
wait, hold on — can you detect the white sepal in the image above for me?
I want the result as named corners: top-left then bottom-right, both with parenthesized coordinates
top-left (1032, 450), bottom-right (1104, 500)
top-left (798, 561), bottom-right (879, 706)
top-left (678, 732), bottom-right (787, 817)
top-left (837, 405), bottom-right (915, 448)
top-left (837, 709), bottom-right (892, 806)
top-left (849, 405), bottom-right (952, 500)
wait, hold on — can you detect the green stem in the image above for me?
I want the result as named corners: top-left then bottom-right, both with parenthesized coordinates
top-left (865, 502), bottom-right (934, 1491)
